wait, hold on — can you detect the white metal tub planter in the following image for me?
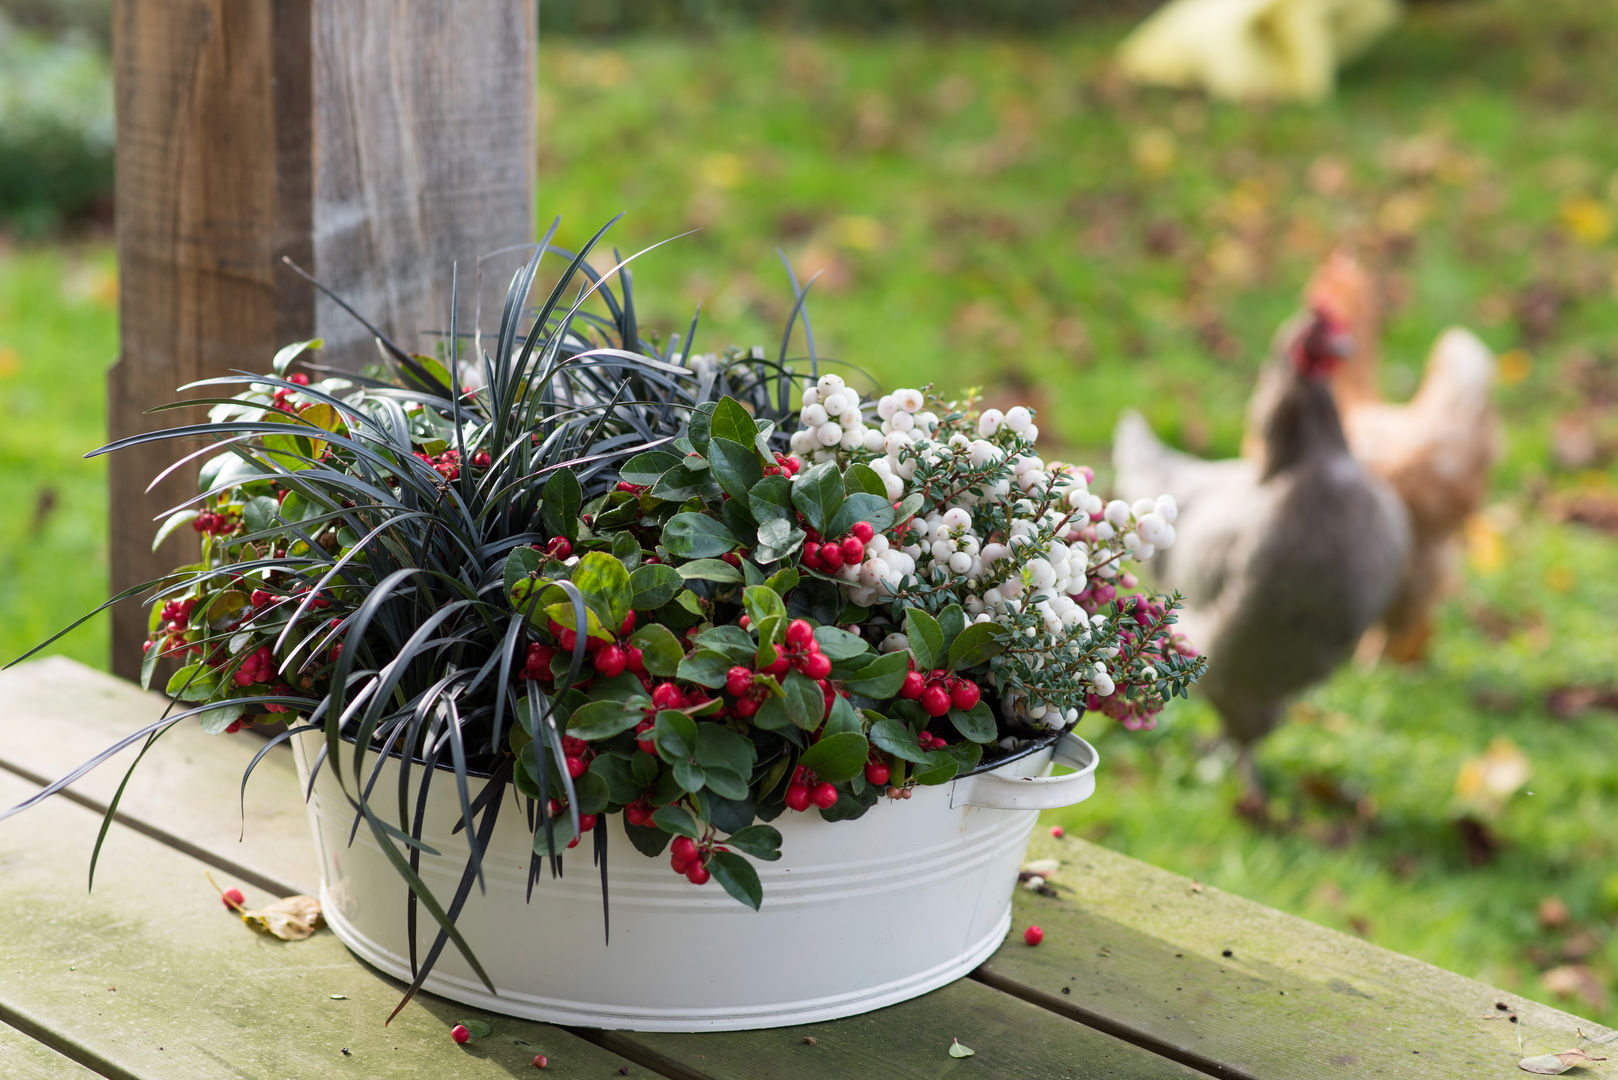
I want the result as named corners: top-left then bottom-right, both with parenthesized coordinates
top-left (7, 223), bottom-right (1203, 1029)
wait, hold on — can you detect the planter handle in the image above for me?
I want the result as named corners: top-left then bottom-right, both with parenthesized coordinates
top-left (951, 733), bottom-right (1100, 811)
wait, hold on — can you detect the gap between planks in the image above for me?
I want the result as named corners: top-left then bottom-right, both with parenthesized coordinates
top-left (971, 966), bottom-right (1255, 1080)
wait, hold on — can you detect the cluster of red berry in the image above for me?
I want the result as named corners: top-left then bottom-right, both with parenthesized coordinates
top-left (723, 618), bottom-right (833, 719)
top-left (413, 448), bottom-right (462, 481)
top-left (144, 596), bottom-right (199, 658)
top-left (898, 667), bottom-right (981, 718)
top-left (191, 508), bottom-right (237, 536)
top-left (799, 520), bottom-right (873, 573)
top-left (232, 645), bottom-right (277, 687)
top-left (271, 371), bottom-right (310, 412)
top-left (545, 795), bottom-right (598, 849)
top-left (668, 834), bottom-right (722, 884)
top-left (762, 451), bottom-right (802, 477)
top-left (783, 765), bottom-right (839, 812)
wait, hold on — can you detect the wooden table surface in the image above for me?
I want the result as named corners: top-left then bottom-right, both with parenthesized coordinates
top-left (1, 657), bottom-right (1610, 1079)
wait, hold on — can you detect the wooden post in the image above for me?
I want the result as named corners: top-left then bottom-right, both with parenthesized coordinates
top-left (109, 1), bottom-right (537, 679)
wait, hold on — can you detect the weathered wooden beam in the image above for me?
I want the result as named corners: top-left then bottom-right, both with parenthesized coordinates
top-left (109, 0), bottom-right (536, 679)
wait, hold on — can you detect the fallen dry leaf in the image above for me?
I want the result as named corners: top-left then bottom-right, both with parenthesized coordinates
top-left (241, 895), bottom-right (325, 941)
top-left (1542, 965), bottom-right (1609, 1013)
top-left (1021, 858), bottom-right (1060, 877)
top-left (1518, 1048), bottom-right (1608, 1074)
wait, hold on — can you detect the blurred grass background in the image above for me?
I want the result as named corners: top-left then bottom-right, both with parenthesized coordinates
top-left (3, 0), bottom-right (1618, 1026)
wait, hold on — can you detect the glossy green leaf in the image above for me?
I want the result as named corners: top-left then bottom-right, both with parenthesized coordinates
top-left (869, 715), bottom-right (932, 764)
top-left (748, 474), bottom-right (794, 522)
top-left (628, 622), bottom-right (683, 678)
top-left (797, 731), bottom-right (869, 783)
top-left (662, 513), bottom-right (738, 558)
top-left (843, 651), bottom-right (910, 698)
top-left (709, 850), bottom-right (763, 910)
top-left (571, 551), bottom-right (633, 631)
top-left (948, 699), bottom-right (997, 743)
top-left (948, 620), bottom-right (1006, 670)
top-left (629, 562), bottom-right (681, 609)
top-left (905, 607), bottom-right (945, 670)
top-left (780, 669), bottom-right (826, 730)
top-left (723, 824), bottom-right (783, 861)
top-left (619, 449), bottom-right (683, 487)
top-left (827, 491), bottom-right (895, 538)
top-left (651, 804), bottom-right (700, 838)
top-left (708, 396), bottom-right (757, 445)
top-left (812, 625), bottom-right (870, 661)
top-left (654, 709), bottom-right (699, 761)
top-left (564, 699), bottom-right (642, 740)
top-left (789, 462), bottom-right (843, 534)
top-left (696, 723), bottom-right (756, 776)
top-left (707, 436), bottom-right (764, 502)
top-left (676, 649), bottom-right (734, 689)
top-left (675, 558), bottom-right (743, 583)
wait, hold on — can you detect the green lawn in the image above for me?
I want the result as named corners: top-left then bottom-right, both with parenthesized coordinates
top-left (5, 0), bottom-right (1618, 1026)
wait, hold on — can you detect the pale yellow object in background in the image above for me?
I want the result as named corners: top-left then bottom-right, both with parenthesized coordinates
top-left (1118, 0), bottom-right (1401, 102)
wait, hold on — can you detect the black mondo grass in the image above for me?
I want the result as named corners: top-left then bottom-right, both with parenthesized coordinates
top-left (2, 221), bottom-right (834, 1019)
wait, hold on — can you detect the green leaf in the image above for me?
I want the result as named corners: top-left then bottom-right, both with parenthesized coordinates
top-left (947, 699), bottom-right (997, 743)
top-left (753, 517), bottom-right (805, 564)
top-left (619, 450), bottom-right (683, 487)
top-left (589, 753), bottom-right (643, 805)
top-left (790, 462), bottom-right (843, 535)
top-left (650, 461), bottom-right (719, 501)
top-left (454, 1018), bottom-right (493, 1040)
top-left (673, 759), bottom-right (705, 793)
top-left (763, 565), bottom-right (800, 596)
top-left (662, 513), bottom-right (739, 559)
top-left (564, 699), bottom-right (642, 740)
top-left (654, 709), bottom-right (699, 761)
top-left (630, 562), bottom-right (682, 609)
top-left (723, 824), bottom-right (783, 861)
top-left (540, 468), bottom-right (584, 544)
top-left (677, 649), bottom-right (735, 689)
top-left (151, 509), bottom-right (200, 551)
top-left (687, 401), bottom-right (717, 456)
top-left (844, 651), bottom-right (910, 698)
top-left (811, 626), bottom-right (870, 661)
top-left (827, 492), bottom-right (895, 538)
top-left (675, 558), bottom-right (743, 583)
top-left (694, 625), bottom-right (757, 660)
top-left (651, 804), bottom-right (700, 838)
top-left (628, 623), bottom-right (684, 678)
top-left (702, 766), bottom-right (751, 801)
top-left (709, 396), bottom-right (757, 445)
top-left (241, 495), bottom-right (280, 534)
top-left (532, 814), bottom-right (579, 856)
top-left (272, 337), bottom-right (323, 376)
top-left (843, 462), bottom-right (888, 498)
top-left (166, 662), bottom-right (221, 702)
top-left (798, 731), bottom-right (869, 783)
top-left (948, 1040), bottom-right (975, 1059)
top-left (707, 437), bottom-right (764, 503)
top-left (696, 723), bottom-right (757, 777)
top-left (743, 585), bottom-right (787, 628)
top-left (937, 603), bottom-right (966, 651)
top-left (571, 551), bottom-right (633, 632)
top-left (543, 601), bottom-right (608, 641)
top-left (869, 715), bottom-right (932, 764)
top-left (905, 608), bottom-right (946, 670)
top-left (708, 850), bottom-right (763, 910)
top-left (748, 474), bottom-right (794, 522)
top-left (752, 696), bottom-right (793, 732)
top-left (503, 546), bottom-right (542, 603)
top-left (948, 621), bottom-right (1006, 670)
top-left (199, 701), bottom-right (245, 735)
top-left (780, 669), bottom-right (826, 730)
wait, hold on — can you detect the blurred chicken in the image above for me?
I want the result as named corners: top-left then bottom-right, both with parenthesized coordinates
top-left (1245, 253), bottom-right (1501, 663)
top-left (1117, 0), bottom-right (1400, 103)
top-left (1114, 308), bottom-right (1411, 801)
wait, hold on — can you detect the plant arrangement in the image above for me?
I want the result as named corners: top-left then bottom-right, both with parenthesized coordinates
top-left (8, 222), bottom-right (1202, 1010)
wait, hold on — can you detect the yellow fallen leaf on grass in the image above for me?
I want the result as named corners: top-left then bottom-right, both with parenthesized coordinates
top-left (1454, 737), bottom-right (1530, 812)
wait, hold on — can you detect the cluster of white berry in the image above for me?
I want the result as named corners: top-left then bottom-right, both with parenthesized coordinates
top-left (785, 373), bottom-right (875, 464)
top-left (783, 382), bottom-right (1185, 722)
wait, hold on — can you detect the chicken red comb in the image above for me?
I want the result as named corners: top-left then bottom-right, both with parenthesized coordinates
top-left (1288, 307), bottom-right (1353, 378)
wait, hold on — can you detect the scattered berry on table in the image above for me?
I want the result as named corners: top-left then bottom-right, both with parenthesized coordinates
top-left (1024, 925), bottom-right (1044, 946)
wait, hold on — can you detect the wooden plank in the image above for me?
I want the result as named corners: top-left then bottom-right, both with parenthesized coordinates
top-left (0, 1021), bottom-right (102, 1078)
top-left (0, 770), bottom-right (647, 1080)
top-left (108, 0), bottom-right (536, 681)
top-left (979, 833), bottom-right (1614, 1079)
top-left (592, 979), bottom-right (1206, 1080)
top-left (0, 656), bottom-right (319, 896)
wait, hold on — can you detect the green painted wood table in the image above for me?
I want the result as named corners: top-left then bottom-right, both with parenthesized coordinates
top-left (1, 657), bottom-right (1611, 1079)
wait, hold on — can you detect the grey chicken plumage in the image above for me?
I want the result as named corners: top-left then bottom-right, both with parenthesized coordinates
top-left (1113, 312), bottom-right (1411, 793)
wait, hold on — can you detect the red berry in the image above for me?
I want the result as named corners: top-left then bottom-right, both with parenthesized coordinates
top-left (625, 646), bottom-right (645, 673)
top-left (451, 1024), bottom-right (471, 1044)
top-left (221, 887), bottom-right (245, 910)
top-left (619, 611), bottom-right (637, 637)
top-left (721, 552), bottom-right (742, 568)
top-left (546, 537), bottom-right (572, 559)
top-left (900, 671), bottom-right (926, 699)
top-left (579, 814), bottom-right (597, 832)
top-left (851, 521), bottom-right (875, 542)
top-left (733, 695), bottom-right (761, 718)
top-left (840, 536), bottom-right (865, 563)
top-left (473, 450), bottom-right (492, 467)
top-left (800, 545), bottom-right (823, 570)
top-left (557, 628), bottom-right (578, 652)
top-left (785, 619), bottom-right (814, 648)
top-left (1050, 825), bottom-right (1065, 839)
top-left (801, 652), bottom-right (832, 680)
top-left (811, 782), bottom-right (839, 809)
top-left (651, 682), bottom-right (684, 710)
top-left (920, 684), bottom-right (952, 717)
top-left (763, 653), bottom-right (791, 677)
top-left (635, 719), bottom-right (657, 755)
top-left (819, 543), bottom-right (844, 571)
top-left (726, 665), bottom-right (754, 697)
top-left (865, 761), bottom-right (891, 786)
top-left (739, 614), bottom-right (751, 629)
top-left (950, 680), bottom-right (981, 711)
top-left (1024, 925), bottom-right (1044, 946)
top-left (532, 1054), bottom-right (549, 1068)
top-left (671, 835), bottom-right (699, 870)
top-left (593, 644), bottom-right (627, 678)
top-left (565, 755), bottom-right (586, 779)
top-left (784, 783), bottom-right (812, 812)
top-left (685, 862), bottom-right (711, 885)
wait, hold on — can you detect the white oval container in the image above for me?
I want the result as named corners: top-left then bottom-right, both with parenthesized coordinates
top-left (291, 731), bottom-right (1098, 1031)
